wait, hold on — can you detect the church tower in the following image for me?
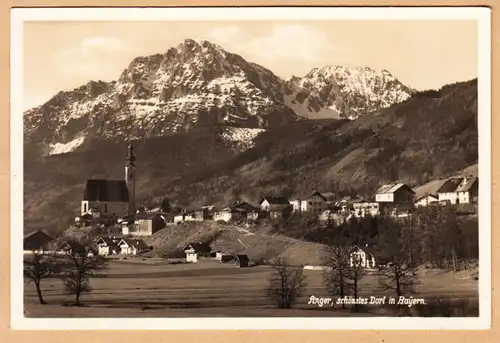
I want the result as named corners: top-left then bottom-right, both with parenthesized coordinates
top-left (125, 143), bottom-right (136, 215)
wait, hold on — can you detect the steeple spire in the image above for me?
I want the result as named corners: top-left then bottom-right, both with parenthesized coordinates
top-left (126, 143), bottom-right (136, 167)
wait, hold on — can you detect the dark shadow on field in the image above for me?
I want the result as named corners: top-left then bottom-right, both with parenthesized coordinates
top-left (103, 267), bottom-right (269, 279)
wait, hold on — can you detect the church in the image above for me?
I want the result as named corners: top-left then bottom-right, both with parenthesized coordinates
top-left (80, 144), bottom-right (137, 218)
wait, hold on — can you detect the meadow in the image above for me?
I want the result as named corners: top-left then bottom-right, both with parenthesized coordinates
top-left (24, 257), bottom-right (479, 318)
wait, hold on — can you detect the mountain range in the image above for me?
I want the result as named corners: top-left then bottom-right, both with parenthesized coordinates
top-left (24, 38), bottom-right (414, 155)
top-left (22, 39), bottom-right (477, 235)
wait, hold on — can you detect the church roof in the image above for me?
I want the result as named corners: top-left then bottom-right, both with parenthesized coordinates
top-left (83, 179), bottom-right (129, 202)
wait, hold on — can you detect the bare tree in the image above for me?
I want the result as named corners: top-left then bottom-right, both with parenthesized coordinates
top-left (266, 257), bottom-right (307, 309)
top-left (322, 244), bottom-right (352, 308)
top-left (349, 261), bottom-right (366, 312)
top-left (23, 248), bottom-right (60, 304)
top-left (377, 217), bottom-right (418, 298)
top-left (59, 239), bottom-right (106, 306)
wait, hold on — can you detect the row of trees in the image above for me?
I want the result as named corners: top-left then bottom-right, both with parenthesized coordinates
top-left (266, 206), bottom-right (478, 310)
top-left (24, 238), bottom-right (105, 306)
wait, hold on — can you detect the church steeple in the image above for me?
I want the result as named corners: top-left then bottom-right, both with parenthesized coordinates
top-left (125, 143), bottom-right (136, 215)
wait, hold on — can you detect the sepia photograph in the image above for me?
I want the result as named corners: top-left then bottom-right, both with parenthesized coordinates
top-left (11, 6), bottom-right (491, 330)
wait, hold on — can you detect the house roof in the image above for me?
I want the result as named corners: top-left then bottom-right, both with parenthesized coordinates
top-left (260, 196), bottom-right (291, 205)
top-left (95, 236), bottom-right (120, 246)
top-left (184, 242), bottom-right (211, 254)
top-left (136, 212), bottom-right (163, 220)
top-left (415, 194), bottom-right (438, 202)
top-left (436, 177), bottom-right (464, 193)
top-left (234, 254), bottom-right (250, 264)
top-left (455, 177), bottom-right (478, 192)
top-left (118, 238), bottom-right (149, 250)
top-left (231, 202), bottom-right (258, 212)
top-left (376, 183), bottom-right (415, 195)
top-left (83, 179), bottom-right (129, 202)
top-left (353, 245), bottom-right (377, 257)
top-left (23, 230), bottom-right (54, 251)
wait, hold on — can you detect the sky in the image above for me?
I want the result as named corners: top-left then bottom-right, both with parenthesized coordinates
top-left (23, 20), bottom-right (478, 110)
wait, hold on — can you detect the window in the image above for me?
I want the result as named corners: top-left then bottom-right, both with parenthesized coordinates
top-left (83, 203), bottom-right (87, 213)
top-left (104, 204), bottom-right (108, 213)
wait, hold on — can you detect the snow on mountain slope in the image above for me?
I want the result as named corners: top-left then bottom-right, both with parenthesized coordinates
top-left (49, 136), bottom-right (86, 155)
top-left (284, 66), bottom-right (413, 120)
top-left (220, 127), bottom-right (266, 152)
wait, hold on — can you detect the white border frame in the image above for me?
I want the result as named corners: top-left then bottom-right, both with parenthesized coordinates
top-left (10, 6), bottom-right (491, 330)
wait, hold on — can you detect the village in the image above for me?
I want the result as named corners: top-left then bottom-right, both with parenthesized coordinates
top-left (23, 144), bottom-right (479, 271)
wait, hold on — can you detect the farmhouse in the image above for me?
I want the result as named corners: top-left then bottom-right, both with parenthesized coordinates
top-left (375, 183), bottom-right (415, 215)
top-left (213, 202), bottom-right (257, 223)
top-left (81, 144), bottom-right (137, 218)
top-left (260, 196), bottom-right (291, 212)
top-left (123, 213), bottom-right (166, 236)
top-left (56, 241), bottom-right (87, 256)
top-left (232, 254), bottom-right (250, 268)
top-left (352, 201), bottom-right (380, 217)
top-left (436, 177), bottom-right (466, 204)
top-left (184, 242), bottom-right (212, 263)
top-left (117, 238), bottom-right (149, 255)
top-left (350, 245), bottom-right (377, 269)
top-left (290, 191), bottom-right (327, 214)
top-left (95, 236), bottom-right (120, 256)
top-left (23, 230), bottom-right (54, 254)
top-left (455, 177), bottom-right (478, 204)
top-left (415, 194), bottom-right (439, 207)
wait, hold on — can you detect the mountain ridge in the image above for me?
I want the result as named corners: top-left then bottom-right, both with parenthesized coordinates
top-left (24, 38), bottom-right (413, 155)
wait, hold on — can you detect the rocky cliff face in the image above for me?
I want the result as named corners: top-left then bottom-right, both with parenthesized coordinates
top-left (24, 39), bottom-right (413, 155)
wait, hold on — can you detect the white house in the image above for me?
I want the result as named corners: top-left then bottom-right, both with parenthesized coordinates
top-left (290, 191), bottom-right (327, 214)
top-left (349, 245), bottom-right (377, 269)
top-left (260, 196), bottom-right (292, 212)
top-left (415, 194), bottom-right (439, 207)
top-left (183, 242), bottom-right (212, 263)
top-left (375, 183), bottom-right (415, 204)
top-left (95, 236), bottom-right (120, 256)
top-left (436, 177), bottom-right (466, 204)
top-left (117, 238), bottom-right (149, 255)
top-left (455, 177), bottom-right (478, 204)
top-left (352, 202), bottom-right (380, 217)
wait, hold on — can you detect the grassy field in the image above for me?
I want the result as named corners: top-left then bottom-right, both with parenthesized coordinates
top-left (24, 257), bottom-right (479, 318)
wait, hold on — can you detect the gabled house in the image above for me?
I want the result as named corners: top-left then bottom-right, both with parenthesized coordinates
top-left (232, 254), bottom-right (250, 268)
top-left (415, 194), bottom-right (439, 207)
top-left (23, 230), bottom-right (54, 254)
top-left (81, 179), bottom-right (129, 218)
top-left (349, 245), bottom-right (377, 269)
top-left (183, 242), bottom-right (212, 262)
top-left (352, 201), bottom-right (380, 217)
top-left (455, 177), bottom-right (478, 204)
top-left (95, 236), bottom-right (120, 256)
top-left (290, 191), bottom-right (327, 214)
top-left (375, 183), bottom-right (415, 215)
top-left (436, 177), bottom-right (466, 205)
top-left (117, 238), bottom-right (149, 255)
top-left (123, 212), bottom-right (166, 236)
top-left (56, 241), bottom-right (88, 256)
top-left (260, 196), bottom-right (291, 212)
top-left (213, 202), bottom-right (257, 223)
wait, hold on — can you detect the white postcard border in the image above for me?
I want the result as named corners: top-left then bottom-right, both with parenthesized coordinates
top-left (10, 6), bottom-right (492, 330)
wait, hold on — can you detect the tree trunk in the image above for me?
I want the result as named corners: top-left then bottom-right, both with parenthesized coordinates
top-left (75, 291), bottom-right (81, 306)
top-left (35, 282), bottom-right (45, 305)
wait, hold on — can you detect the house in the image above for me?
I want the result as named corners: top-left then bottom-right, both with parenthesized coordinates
top-left (349, 245), bottom-right (377, 269)
top-left (436, 177), bottom-right (466, 205)
top-left (260, 196), bottom-right (292, 212)
top-left (213, 202), bottom-right (257, 223)
top-left (220, 254), bottom-right (235, 263)
top-left (23, 230), bottom-right (54, 254)
top-left (117, 238), bottom-right (149, 255)
top-left (193, 207), bottom-right (213, 221)
top-left (318, 210), bottom-right (346, 225)
top-left (95, 236), bottom-right (120, 256)
top-left (183, 242), bottom-right (212, 263)
top-left (81, 144), bottom-right (137, 217)
top-left (375, 183), bottom-right (415, 204)
top-left (123, 213), bottom-right (166, 236)
top-left (56, 241), bottom-right (87, 256)
top-left (415, 194), bottom-right (439, 207)
top-left (173, 210), bottom-right (196, 224)
top-left (247, 209), bottom-right (267, 221)
top-left (352, 202), bottom-right (380, 217)
top-left (455, 177), bottom-right (478, 204)
top-left (290, 191), bottom-right (327, 214)
top-left (232, 254), bottom-right (250, 268)
top-left (375, 183), bottom-right (415, 215)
